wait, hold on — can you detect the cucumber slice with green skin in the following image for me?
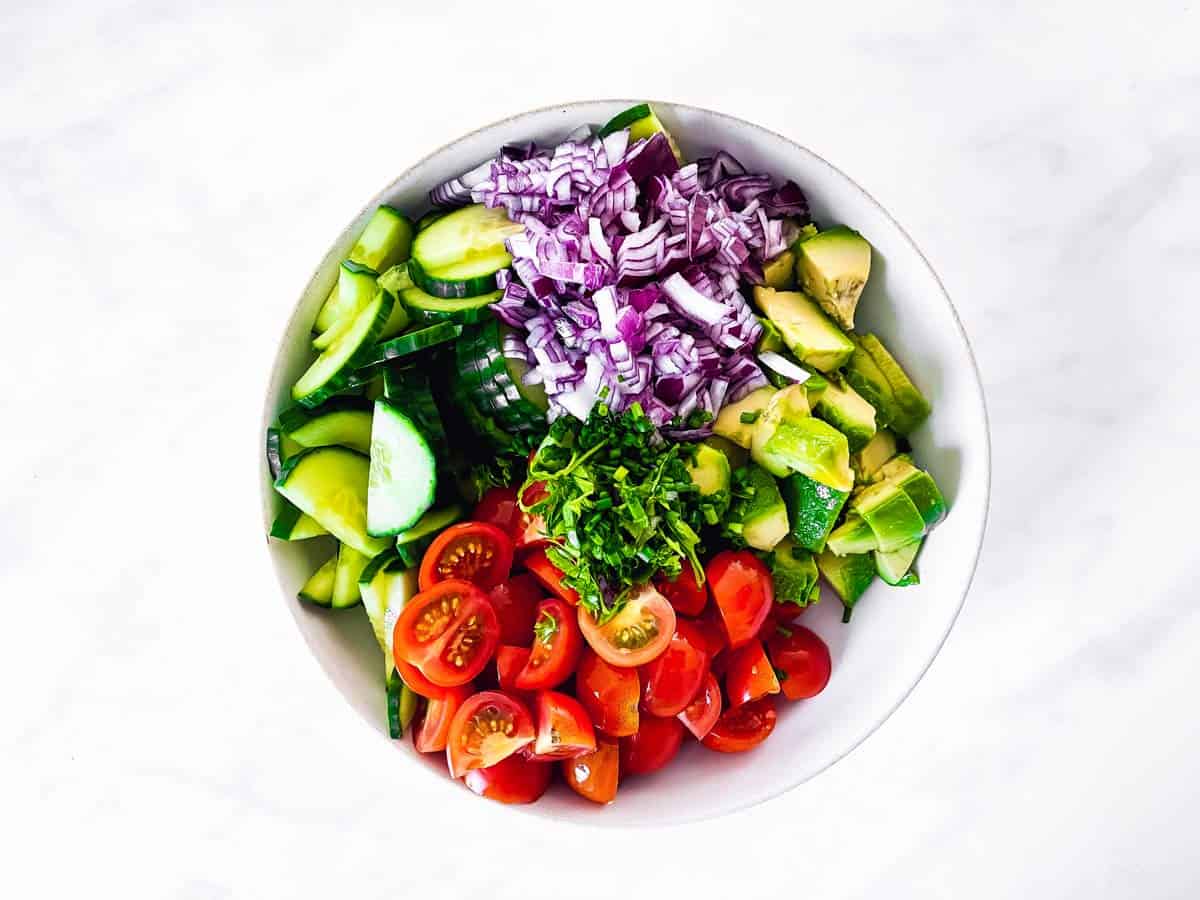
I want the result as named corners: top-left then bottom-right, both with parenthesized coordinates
top-left (314, 260), bottom-right (378, 335)
top-left (274, 447), bottom-right (390, 556)
top-left (399, 284), bottom-right (502, 324)
top-left (455, 320), bottom-right (548, 433)
top-left (265, 427), bottom-right (305, 479)
top-left (381, 369), bottom-right (449, 455)
top-left (298, 554), bottom-right (337, 607)
top-left (348, 205), bottom-right (415, 274)
top-left (269, 503), bottom-right (330, 540)
top-left (409, 204), bottom-right (522, 299)
top-left (598, 103), bottom-right (683, 161)
top-left (358, 549), bottom-right (413, 651)
top-left (875, 539), bottom-right (921, 586)
top-left (278, 401), bottom-right (373, 455)
top-left (394, 505), bottom-right (463, 545)
top-left (292, 290), bottom-right (395, 408)
top-left (387, 670), bottom-right (419, 738)
top-left (331, 543), bottom-right (371, 609)
top-left (377, 264), bottom-right (413, 296)
top-left (314, 287), bottom-right (411, 350)
top-left (367, 400), bottom-right (437, 537)
top-left (415, 210), bottom-right (447, 232)
top-left (356, 322), bottom-right (463, 370)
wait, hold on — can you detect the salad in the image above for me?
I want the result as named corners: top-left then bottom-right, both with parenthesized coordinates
top-left (266, 103), bottom-right (949, 806)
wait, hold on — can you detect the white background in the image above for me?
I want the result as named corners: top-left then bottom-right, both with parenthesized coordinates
top-left (3, 1), bottom-right (1199, 897)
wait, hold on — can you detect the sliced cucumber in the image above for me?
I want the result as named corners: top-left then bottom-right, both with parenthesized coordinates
top-left (274, 447), bottom-right (390, 556)
top-left (598, 103), bottom-right (683, 161)
top-left (332, 543), bottom-right (371, 609)
top-left (409, 204), bottom-right (522, 298)
top-left (367, 400), bottom-right (437, 537)
top-left (394, 505), bottom-right (463, 545)
top-left (314, 260), bottom-right (378, 335)
top-left (400, 284), bottom-right (502, 325)
top-left (387, 669), bottom-right (419, 738)
top-left (266, 427), bottom-right (304, 479)
top-left (348, 205), bottom-right (415, 273)
top-left (415, 210), bottom-right (447, 232)
top-left (382, 369), bottom-right (449, 454)
top-left (278, 401), bottom-right (373, 455)
top-left (455, 319), bottom-right (548, 433)
top-left (269, 503), bottom-right (330, 540)
top-left (314, 290), bottom-right (410, 350)
top-left (358, 549), bottom-right (414, 651)
top-left (377, 263), bottom-right (414, 296)
top-left (357, 322), bottom-right (462, 370)
top-left (298, 554), bottom-right (337, 607)
top-left (292, 290), bottom-right (395, 408)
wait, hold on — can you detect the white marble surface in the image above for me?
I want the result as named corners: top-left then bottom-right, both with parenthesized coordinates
top-left (3, 2), bottom-right (1199, 897)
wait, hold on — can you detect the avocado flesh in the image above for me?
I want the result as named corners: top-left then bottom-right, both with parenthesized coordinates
top-left (852, 429), bottom-right (898, 483)
top-left (875, 456), bottom-right (947, 527)
top-left (687, 444), bottom-right (732, 517)
top-left (851, 479), bottom-right (927, 552)
top-left (731, 464), bottom-right (789, 552)
top-left (817, 549), bottom-right (876, 620)
top-left (814, 377), bottom-right (877, 452)
top-left (762, 250), bottom-right (796, 289)
top-left (702, 434), bottom-right (749, 470)
top-left (754, 414), bottom-right (854, 492)
top-left (796, 226), bottom-right (872, 330)
top-left (875, 539), bottom-right (921, 586)
top-left (854, 334), bottom-right (931, 435)
top-left (780, 471), bottom-right (849, 553)
top-left (769, 537), bottom-right (821, 607)
top-left (756, 316), bottom-right (787, 354)
top-left (713, 386), bottom-right (777, 448)
top-left (826, 514), bottom-right (877, 556)
top-left (753, 286), bottom-right (855, 373)
top-left (750, 385), bottom-right (810, 476)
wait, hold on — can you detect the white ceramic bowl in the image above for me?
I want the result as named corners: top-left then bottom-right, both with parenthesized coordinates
top-left (260, 100), bottom-right (990, 826)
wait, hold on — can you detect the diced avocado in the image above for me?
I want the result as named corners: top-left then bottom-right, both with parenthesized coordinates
top-left (750, 385), bottom-right (810, 476)
top-left (800, 369), bottom-right (829, 406)
top-left (845, 334), bottom-right (931, 435)
top-left (753, 286), bottom-right (855, 373)
top-left (850, 479), bottom-right (926, 552)
top-left (714, 385), bottom-right (777, 448)
top-left (792, 222), bottom-right (819, 245)
top-left (817, 549), bottom-right (876, 621)
top-left (726, 464), bottom-right (789, 552)
top-left (762, 250), bottom-right (796, 289)
top-left (875, 455), bottom-right (947, 527)
top-left (875, 539), bottom-right (921, 586)
top-left (702, 435), bottom-right (749, 470)
top-left (814, 376), bottom-right (877, 452)
top-left (796, 226), bottom-right (871, 330)
top-left (756, 316), bottom-right (787, 354)
top-left (688, 443), bottom-right (732, 518)
top-left (753, 402), bottom-right (854, 492)
top-left (826, 514), bottom-right (878, 556)
top-left (780, 471), bottom-right (849, 552)
top-left (852, 429), bottom-right (898, 482)
top-left (768, 537), bottom-right (821, 607)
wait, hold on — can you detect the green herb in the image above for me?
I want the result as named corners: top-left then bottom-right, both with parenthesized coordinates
top-left (739, 410), bottom-right (761, 425)
top-left (467, 433), bottom-right (539, 500)
top-left (532, 609), bottom-right (558, 644)
top-left (521, 405), bottom-right (718, 622)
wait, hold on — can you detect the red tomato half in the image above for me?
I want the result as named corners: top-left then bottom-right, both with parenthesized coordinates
top-left (766, 626), bottom-right (832, 700)
top-left (724, 639), bottom-right (781, 707)
top-left (562, 739), bottom-right (619, 804)
top-left (473, 487), bottom-right (521, 534)
top-left (688, 609), bottom-right (729, 659)
top-left (515, 481), bottom-right (551, 551)
top-left (419, 522), bottom-right (514, 591)
top-left (706, 551), bottom-right (774, 649)
top-left (413, 684), bottom-right (472, 753)
top-left (523, 548), bottom-right (580, 605)
top-left (462, 753), bottom-right (551, 804)
top-left (640, 619), bottom-right (709, 717)
top-left (393, 580), bottom-right (499, 687)
top-left (654, 562), bottom-right (708, 616)
top-left (578, 585), bottom-right (676, 668)
top-left (447, 691), bottom-right (535, 777)
top-left (488, 575), bottom-right (543, 645)
top-left (620, 715), bottom-right (685, 776)
top-left (678, 671), bottom-right (721, 740)
top-left (533, 690), bottom-right (597, 759)
top-left (702, 696), bottom-right (777, 753)
top-left (495, 645), bottom-right (530, 692)
top-left (514, 597), bottom-right (583, 691)
top-left (394, 657), bottom-right (450, 700)
top-left (576, 650), bottom-right (640, 737)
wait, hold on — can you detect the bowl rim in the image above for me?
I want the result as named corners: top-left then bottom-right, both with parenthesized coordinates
top-left (258, 98), bottom-right (992, 826)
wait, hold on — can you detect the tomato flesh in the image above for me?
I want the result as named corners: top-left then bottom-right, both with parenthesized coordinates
top-left (414, 684), bottom-right (472, 753)
top-left (655, 562), bottom-right (708, 616)
top-left (620, 715), bottom-right (684, 775)
top-left (702, 696), bottom-right (777, 753)
top-left (447, 691), bottom-right (535, 777)
top-left (678, 671), bottom-right (722, 740)
top-left (562, 739), bottom-right (619, 804)
top-left (766, 625), bottom-right (832, 700)
top-left (706, 551), bottom-right (774, 649)
top-left (472, 486), bottom-right (521, 534)
top-left (394, 657), bottom-right (450, 700)
top-left (515, 481), bottom-right (551, 551)
top-left (578, 585), bottom-right (676, 668)
top-left (533, 690), bottom-right (597, 759)
top-left (462, 753), bottom-right (551, 804)
top-left (419, 522), bottom-right (514, 591)
top-left (576, 650), bottom-right (640, 737)
top-left (514, 597), bottom-right (583, 691)
top-left (393, 580), bottom-right (500, 687)
top-left (523, 548), bottom-right (580, 605)
top-left (724, 639), bottom-right (781, 707)
top-left (488, 574), bottom-right (543, 645)
top-left (495, 645), bottom-right (530, 692)
top-left (640, 619), bottom-right (709, 717)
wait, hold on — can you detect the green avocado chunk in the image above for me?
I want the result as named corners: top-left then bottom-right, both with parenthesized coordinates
top-left (753, 286), bottom-right (855, 373)
top-left (762, 250), bottom-right (796, 289)
top-left (751, 386), bottom-right (854, 492)
top-left (817, 549), bottom-right (877, 621)
top-left (726, 463), bottom-right (789, 552)
top-left (796, 225), bottom-right (872, 330)
top-left (826, 513), bottom-right (877, 556)
top-left (850, 478), bottom-right (927, 552)
top-left (814, 376), bottom-right (877, 452)
top-left (875, 539), bottom-right (921, 586)
top-left (875, 455), bottom-right (947, 527)
top-left (713, 385), bottom-right (777, 448)
top-left (852, 429), bottom-right (899, 483)
top-left (687, 443), bottom-right (732, 518)
top-left (780, 471), bottom-right (849, 553)
top-left (768, 537), bottom-right (822, 607)
top-left (844, 334), bottom-right (931, 435)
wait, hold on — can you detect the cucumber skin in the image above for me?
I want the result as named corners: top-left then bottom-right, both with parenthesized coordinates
top-left (356, 322), bottom-right (462, 369)
top-left (294, 292), bottom-right (396, 408)
top-left (408, 257), bottom-right (501, 300)
top-left (599, 103), bottom-right (651, 137)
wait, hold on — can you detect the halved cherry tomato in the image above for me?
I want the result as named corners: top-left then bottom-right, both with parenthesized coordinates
top-left (562, 738), bottom-right (619, 804)
top-left (488, 575), bottom-right (543, 645)
top-left (533, 690), bottom-right (597, 759)
top-left (515, 481), bottom-right (551, 551)
top-left (724, 639), bottom-right (781, 707)
top-left (394, 657), bottom-right (450, 700)
top-left (578, 585), bottom-right (676, 668)
top-left (576, 650), bottom-right (640, 737)
top-left (473, 486), bottom-right (521, 533)
top-left (514, 597), bottom-right (582, 691)
top-left (462, 753), bottom-right (551, 804)
top-left (620, 715), bottom-right (684, 775)
top-left (447, 691), bottom-right (535, 777)
top-left (523, 548), bottom-right (580, 605)
top-left (495, 645), bottom-right (530, 692)
top-left (654, 562), bottom-right (708, 616)
top-left (640, 619), bottom-right (709, 717)
top-left (688, 609), bottom-right (729, 659)
top-left (419, 522), bottom-right (514, 591)
top-left (706, 550), bottom-right (774, 649)
top-left (393, 580), bottom-right (500, 687)
top-left (702, 696), bottom-right (777, 753)
top-left (678, 671), bottom-right (722, 740)
top-left (766, 626), bottom-right (832, 700)
top-left (413, 684), bottom-right (472, 753)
